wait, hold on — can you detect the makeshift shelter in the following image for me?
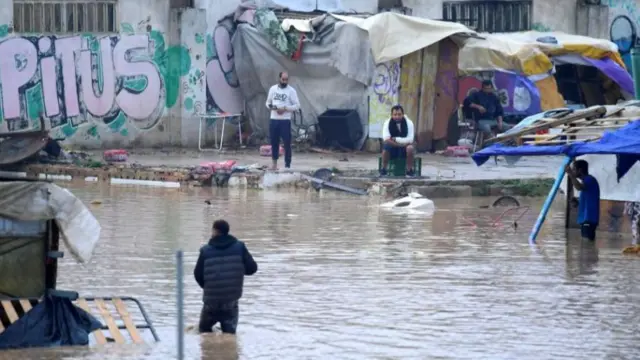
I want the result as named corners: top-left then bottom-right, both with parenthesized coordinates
top-left (231, 7), bottom-right (474, 151)
top-left (232, 8), bottom-right (375, 149)
top-left (458, 32), bottom-right (634, 119)
top-left (346, 12), bottom-right (474, 151)
top-left (471, 106), bottom-right (640, 241)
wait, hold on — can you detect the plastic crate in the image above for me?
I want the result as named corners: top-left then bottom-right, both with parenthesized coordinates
top-left (378, 157), bottom-right (422, 176)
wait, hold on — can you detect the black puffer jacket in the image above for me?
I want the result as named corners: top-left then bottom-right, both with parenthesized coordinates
top-left (193, 234), bottom-right (258, 305)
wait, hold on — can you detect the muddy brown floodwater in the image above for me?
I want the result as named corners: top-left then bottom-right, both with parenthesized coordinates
top-left (4, 183), bottom-right (640, 360)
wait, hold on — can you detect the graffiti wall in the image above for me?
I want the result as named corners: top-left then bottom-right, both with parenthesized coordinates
top-left (607, 0), bottom-right (640, 75)
top-left (206, 17), bottom-right (244, 115)
top-left (368, 60), bottom-right (400, 138)
top-left (0, 20), bottom-right (201, 146)
top-left (457, 72), bottom-right (542, 116)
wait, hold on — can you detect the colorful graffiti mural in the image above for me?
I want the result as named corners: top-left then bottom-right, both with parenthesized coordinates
top-left (608, 0), bottom-right (639, 75)
top-left (457, 72), bottom-right (542, 116)
top-left (206, 18), bottom-right (244, 115)
top-left (0, 21), bottom-right (193, 141)
top-left (368, 60), bottom-right (400, 138)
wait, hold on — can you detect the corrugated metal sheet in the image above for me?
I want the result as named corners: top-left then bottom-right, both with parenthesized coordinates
top-left (274, 11), bottom-right (370, 22)
top-left (0, 217), bottom-right (46, 237)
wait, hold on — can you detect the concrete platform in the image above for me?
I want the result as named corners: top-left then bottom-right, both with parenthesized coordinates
top-left (83, 148), bottom-right (563, 181)
top-left (3, 149), bottom-right (560, 197)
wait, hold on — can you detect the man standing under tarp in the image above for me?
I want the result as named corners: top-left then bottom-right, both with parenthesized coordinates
top-left (566, 160), bottom-right (601, 241)
top-left (265, 72), bottom-right (300, 170)
top-left (194, 220), bottom-right (258, 334)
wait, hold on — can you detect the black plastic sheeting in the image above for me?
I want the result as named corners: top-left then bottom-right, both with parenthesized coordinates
top-left (0, 295), bottom-right (102, 349)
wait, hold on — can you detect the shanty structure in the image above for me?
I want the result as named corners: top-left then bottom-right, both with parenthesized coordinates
top-left (472, 104), bottom-right (640, 242)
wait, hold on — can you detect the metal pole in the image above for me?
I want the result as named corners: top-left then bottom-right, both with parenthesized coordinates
top-left (176, 250), bottom-right (184, 360)
top-left (529, 156), bottom-right (572, 244)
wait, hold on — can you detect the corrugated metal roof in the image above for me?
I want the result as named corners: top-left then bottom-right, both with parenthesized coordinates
top-left (273, 10), bottom-right (370, 22)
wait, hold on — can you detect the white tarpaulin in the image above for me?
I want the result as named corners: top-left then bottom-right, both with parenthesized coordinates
top-left (557, 105), bottom-right (640, 202)
top-left (269, 0), bottom-right (343, 12)
top-left (0, 181), bottom-right (100, 263)
top-left (330, 12), bottom-right (474, 64)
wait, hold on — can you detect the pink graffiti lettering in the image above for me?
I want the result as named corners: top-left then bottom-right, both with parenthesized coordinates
top-left (55, 37), bottom-right (82, 118)
top-left (0, 34), bottom-right (167, 133)
top-left (113, 35), bottom-right (162, 120)
top-left (78, 37), bottom-right (115, 117)
top-left (206, 23), bottom-right (243, 114)
top-left (0, 38), bottom-right (37, 119)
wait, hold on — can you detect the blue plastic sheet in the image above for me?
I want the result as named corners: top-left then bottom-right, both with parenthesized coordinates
top-left (0, 295), bottom-right (102, 349)
top-left (472, 120), bottom-right (640, 181)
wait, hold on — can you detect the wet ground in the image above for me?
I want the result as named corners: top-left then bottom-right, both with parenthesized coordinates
top-left (6, 183), bottom-right (640, 360)
top-left (85, 148), bottom-right (561, 181)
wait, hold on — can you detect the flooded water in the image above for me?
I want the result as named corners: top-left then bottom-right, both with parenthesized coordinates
top-left (6, 183), bottom-right (640, 360)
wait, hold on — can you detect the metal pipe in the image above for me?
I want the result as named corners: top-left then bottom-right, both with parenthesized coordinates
top-left (529, 156), bottom-right (572, 244)
top-left (176, 250), bottom-right (184, 360)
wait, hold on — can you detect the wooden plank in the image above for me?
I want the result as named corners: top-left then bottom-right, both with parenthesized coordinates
top-left (94, 298), bottom-right (126, 344)
top-left (19, 299), bottom-right (32, 312)
top-left (76, 298), bottom-right (108, 345)
top-left (521, 132), bottom-right (615, 139)
top-left (113, 298), bottom-right (144, 344)
top-left (1, 301), bottom-right (19, 323)
top-left (524, 138), bottom-right (600, 145)
top-left (484, 106), bottom-right (607, 145)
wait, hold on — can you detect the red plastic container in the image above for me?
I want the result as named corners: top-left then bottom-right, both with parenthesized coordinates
top-left (103, 149), bottom-right (128, 162)
top-left (260, 145), bottom-right (283, 157)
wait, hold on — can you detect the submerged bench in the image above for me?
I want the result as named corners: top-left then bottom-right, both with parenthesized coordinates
top-left (0, 296), bottom-right (159, 345)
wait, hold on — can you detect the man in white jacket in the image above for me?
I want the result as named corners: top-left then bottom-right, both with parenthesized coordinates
top-left (265, 72), bottom-right (300, 170)
top-left (380, 105), bottom-right (415, 176)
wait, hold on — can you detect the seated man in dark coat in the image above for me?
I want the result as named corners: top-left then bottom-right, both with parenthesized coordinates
top-left (463, 80), bottom-right (513, 137)
top-left (380, 104), bottom-right (416, 176)
top-left (194, 219), bottom-right (258, 334)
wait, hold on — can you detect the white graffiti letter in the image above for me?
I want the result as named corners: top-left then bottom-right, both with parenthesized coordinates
top-left (55, 36), bottom-right (82, 117)
top-left (206, 25), bottom-right (243, 114)
top-left (0, 38), bottom-right (38, 119)
top-left (113, 35), bottom-right (161, 119)
top-left (38, 37), bottom-right (60, 117)
top-left (78, 37), bottom-right (115, 117)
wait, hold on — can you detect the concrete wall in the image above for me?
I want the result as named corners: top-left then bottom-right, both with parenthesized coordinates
top-left (0, 0), bottom-right (206, 149)
top-left (1, 0), bottom-right (635, 149)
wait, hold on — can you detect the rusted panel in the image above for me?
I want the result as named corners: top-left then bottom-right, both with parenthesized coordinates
top-left (416, 44), bottom-right (439, 151)
top-left (398, 50), bottom-right (422, 131)
top-left (0, 135), bottom-right (49, 167)
top-left (433, 38), bottom-right (459, 147)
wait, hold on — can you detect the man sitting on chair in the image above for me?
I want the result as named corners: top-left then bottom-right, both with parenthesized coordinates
top-left (463, 80), bottom-right (513, 138)
top-left (380, 105), bottom-right (415, 176)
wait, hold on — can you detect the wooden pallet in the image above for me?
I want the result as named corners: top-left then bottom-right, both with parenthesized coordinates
top-left (0, 297), bottom-right (154, 345)
top-left (484, 106), bottom-right (637, 147)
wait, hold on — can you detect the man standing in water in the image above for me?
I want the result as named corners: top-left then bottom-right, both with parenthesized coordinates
top-left (194, 220), bottom-right (258, 334)
top-left (380, 105), bottom-right (416, 176)
top-left (566, 160), bottom-right (601, 241)
top-left (266, 72), bottom-right (300, 170)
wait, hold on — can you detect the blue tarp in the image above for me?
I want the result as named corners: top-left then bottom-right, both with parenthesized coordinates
top-left (472, 120), bottom-right (640, 181)
top-left (0, 295), bottom-right (102, 349)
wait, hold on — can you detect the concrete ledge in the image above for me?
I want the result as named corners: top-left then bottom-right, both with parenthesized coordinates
top-left (7, 163), bottom-right (555, 197)
top-left (332, 176), bottom-right (555, 198)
